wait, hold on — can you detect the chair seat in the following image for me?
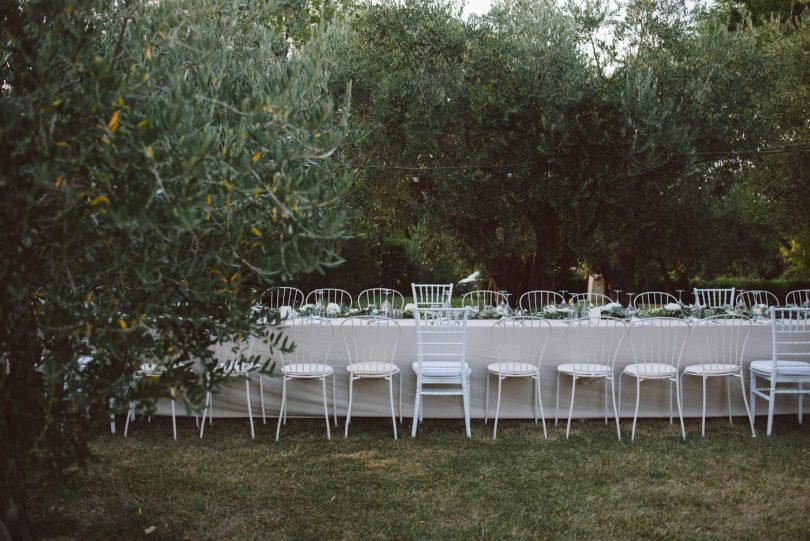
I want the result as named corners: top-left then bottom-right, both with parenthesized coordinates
top-left (282, 363), bottom-right (334, 377)
top-left (347, 362), bottom-right (399, 376)
top-left (623, 363), bottom-right (677, 378)
top-left (683, 364), bottom-right (739, 376)
top-left (557, 363), bottom-right (612, 377)
top-left (487, 362), bottom-right (537, 376)
top-left (750, 360), bottom-right (810, 376)
top-left (412, 361), bottom-right (471, 377)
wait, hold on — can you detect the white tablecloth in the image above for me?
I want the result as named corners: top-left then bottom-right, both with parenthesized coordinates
top-left (158, 319), bottom-right (802, 420)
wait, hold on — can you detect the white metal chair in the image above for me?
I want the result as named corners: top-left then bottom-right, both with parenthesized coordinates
top-left (620, 317), bottom-right (690, 441)
top-left (556, 317), bottom-right (625, 440)
top-left (694, 287), bottom-right (736, 308)
top-left (750, 307), bottom-right (810, 436)
top-left (411, 307), bottom-right (472, 438)
top-left (341, 316), bottom-right (402, 439)
top-left (569, 293), bottom-right (613, 307)
top-left (123, 362), bottom-right (191, 441)
top-left (411, 283), bottom-right (453, 308)
top-left (305, 288), bottom-right (353, 309)
top-left (735, 290), bottom-right (778, 309)
top-left (263, 286), bottom-right (305, 309)
top-left (356, 288), bottom-right (405, 313)
top-left (487, 317), bottom-right (553, 439)
top-left (276, 317), bottom-right (337, 440)
top-left (199, 338), bottom-right (263, 439)
top-left (785, 289), bottom-right (810, 307)
top-left (633, 291), bottom-right (678, 310)
top-left (462, 290), bottom-right (508, 311)
top-left (682, 315), bottom-right (756, 437)
top-left (518, 290), bottom-right (564, 312)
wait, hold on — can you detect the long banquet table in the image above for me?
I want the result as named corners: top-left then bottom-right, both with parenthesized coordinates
top-left (157, 318), bottom-right (802, 421)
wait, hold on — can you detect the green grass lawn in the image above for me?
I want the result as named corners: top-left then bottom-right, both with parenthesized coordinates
top-left (34, 415), bottom-right (810, 540)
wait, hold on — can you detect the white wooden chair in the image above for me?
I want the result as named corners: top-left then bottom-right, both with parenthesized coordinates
top-left (518, 290), bottom-right (564, 312)
top-left (199, 342), bottom-right (260, 440)
top-left (263, 286), bottom-right (305, 309)
top-left (632, 291), bottom-right (678, 310)
top-left (620, 317), bottom-right (690, 441)
top-left (411, 307), bottom-right (471, 438)
top-left (356, 288), bottom-right (405, 313)
top-left (735, 290), bottom-right (778, 309)
top-left (785, 289), bottom-right (810, 307)
top-left (556, 317), bottom-right (625, 440)
top-left (693, 287), bottom-right (736, 308)
top-left (275, 317), bottom-right (337, 440)
top-left (569, 292), bottom-right (613, 307)
top-left (750, 307), bottom-right (810, 436)
top-left (341, 316), bottom-right (402, 439)
top-left (462, 290), bottom-right (508, 311)
top-left (411, 283), bottom-right (453, 308)
top-left (487, 317), bottom-right (552, 439)
top-left (305, 288), bottom-right (353, 309)
top-left (682, 315), bottom-right (756, 437)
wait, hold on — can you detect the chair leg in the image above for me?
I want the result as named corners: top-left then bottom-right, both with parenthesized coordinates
top-left (750, 371), bottom-right (757, 420)
top-left (493, 375), bottom-right (503, 440)
top-left (124, 400), bottom-right (134, 437)
top-left (109, 398), bottom-right (117, 435)
top-left (701, 376), bottom-right (707, 437)
top-left (738, 373), bottom-right (756, 437)
top-left (463, 374), bottom-right (471, 439)
top-left (259, 375), bottom-right (267, 425)
top-left (604, 378), bottom-right (608, 424)
top-left (767, 379), bottom-right (776, 436)
top-left (668, 380), bottom-right (673, 425)
top-left (245, 377), bottom-right (255, 440)
top-left (398, 372), bottom-right (403, 424)
top-left (484, 372), bottom-right (490, 424)
top-left (537, 374), bottom-right (547, 439)
top-left (171, 397), bottom-right (177, 441)
top-left (618, 373), bottom-right (623, 417)
top-left (322, 376), bottom-right (331, 440)
top-left (533, 375), bottom-right (539, 425)
top-left (566, 375), bottom-right (577, 439)
top-left (675, 377), bottom-right (686, 440)
top-left (800, 383), bottom-right (804, 424)
top-left (388, 376), bottom-right (397, 440)
top-left (610, 377), bottom-right (621, 441)
top-left (332, 373), bottom-right (337, 427)
top-left (411, 377), bottom-right (421, 438)
top-left (555, 371), bottom-right (561, 426)
top-left (345, 376), bottom-right (354, 439)
top-left (199, 392), bottom-right (211, 439)
top-left (726, 375), bottom-right (733, 424)
top-left (275, 378), bottom-right (287, 441)
top-left (631, 377), bottom-right (641, 442)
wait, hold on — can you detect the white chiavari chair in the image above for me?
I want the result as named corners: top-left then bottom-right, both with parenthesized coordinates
top-left (411, 283), bottom-right (453, 308)
top-left (693, 287), bottom-right (736, 309)
top-left (750, 307), bottom-right (810, 436)
top-left (412, 307), bottom-right (471, 438)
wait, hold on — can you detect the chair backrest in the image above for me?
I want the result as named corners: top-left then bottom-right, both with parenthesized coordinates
top-left (413, 307), bottom-right (469, 375)
top-left (691, 314), bottom-right (751, 370)
top-left (769, 307), bottom-right (810, 370)
top-left (564, 317), bottom-right (627, 373)
top-left (263, 286), bottom-right (304, 309)
top-left (411, 283), bottom-right (453, 308)
top-left (280, 317), bottom-right (333, 372)
top-left (518, 290), bottom-right (564, 312)
top-left (693, 287), bottom-right (735, 308)
top-left (785, 289), bottom-right (810, 308)
top-left (569, 292), bottom-right (613, 307)
top-left (305, 288), bottom-right (353, 308)
top-left (356, 288), bottom-right (405, 311)
top-left (490, 317), bottom-right (552, 372)
top-left (735, 290), bottom-right (778, 308)
top-left (462, 290), bottom-right (508, 310)
top-left (633, 291), bottom-right (678, 310)
top-left (627, 317), bottom-right (691, 374)
top-left (340, 316), bottom-right (400, 374)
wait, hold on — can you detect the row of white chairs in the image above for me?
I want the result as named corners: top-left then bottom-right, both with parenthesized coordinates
top-left (126, 307), bottom-right (810, 442)
top-left (263, 285), bottom-right (810, 312)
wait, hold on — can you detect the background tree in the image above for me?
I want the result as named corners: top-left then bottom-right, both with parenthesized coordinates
top-left (0, 1), bottom-right (351, 538)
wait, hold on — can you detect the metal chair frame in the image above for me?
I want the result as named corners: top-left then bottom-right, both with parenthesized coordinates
top-left (263, 286), bottom-right (305, 309)
top-left (356, 288), bottom-right (406, 312)
top-left (305, 288), bottom-right (353, 308)
top-left (518, 290), bottom-right (564, 312)
top-left (462, 290), bottom-right (509, 311)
